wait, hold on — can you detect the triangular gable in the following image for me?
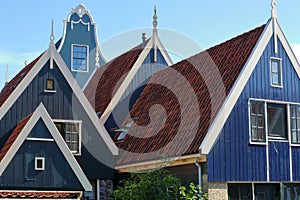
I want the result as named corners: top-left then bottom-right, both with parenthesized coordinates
top-left (0, 43), bottom-right (118, 155)
top-left (99, 36), bottom-right (173, 124)
top-left (200, 18), bottom-right (300, 154)
top-left (0, 103), bottom-right (92, 191)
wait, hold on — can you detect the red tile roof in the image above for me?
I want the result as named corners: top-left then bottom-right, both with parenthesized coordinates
top-left (0, 55), bottom-right (42, 107)
top-left (84, 44), bottom-right (144, 116)
top-left (116, 24), bottom-right (266, 165)
top-left (0, 114), bottom-right (32, 162)
top-left (0, 191), bottom-right (80, 199)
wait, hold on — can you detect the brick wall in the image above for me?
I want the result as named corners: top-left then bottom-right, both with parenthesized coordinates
top-left (208, 182), bottom-right (228, 200)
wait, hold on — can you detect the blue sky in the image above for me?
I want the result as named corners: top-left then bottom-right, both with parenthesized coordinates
top-left (1, 1), bottom-right (300, 89)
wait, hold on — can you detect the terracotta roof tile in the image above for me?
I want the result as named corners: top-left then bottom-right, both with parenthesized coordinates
top-left (0, 191), bottom-right (80, 199)
top-left (116, 24), bottom-right (266, 165)
top-left (0, 55), bottom-right (42, 107)
top-left (0, 114), bottom-right (31, 162)
top-left (84, 44), bottom-right (144, 116)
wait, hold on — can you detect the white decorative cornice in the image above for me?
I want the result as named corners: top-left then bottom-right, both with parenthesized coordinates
top-left (67, 4), bottom-right (95, 23)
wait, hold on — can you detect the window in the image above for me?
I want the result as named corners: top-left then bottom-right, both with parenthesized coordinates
top-left (72, 44), bottom-right (88, 72)
top-left (290, 105), bottom-right (300, 144)
top-left (270, 58), bottom-right (282, 87)
top-left (267, 103), bottom-right (287, 139)
top-left (46, 79), bottom-right (54, 90)
top-left (35, 157), bottom-right (45, 170)
top-left (228, 184), bottom-right (252, 200)
top-left (250, 100), bottom-right (288, 143)
top-left (54, 120), bottom-right (81, 154)
top-left (250, 101), bottom-right (265, 142)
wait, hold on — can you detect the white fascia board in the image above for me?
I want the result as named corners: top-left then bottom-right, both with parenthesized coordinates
top-left (156, 37), bottom-right (173, 66)
top-left (52, 48), bottom-right (118, 155)
top-left (0, 50), bottom-right (49, 120)
top-left (99, 38), bottom-right (154, 124)
top-left (0, 103), bottom-right (92, 191)
top-left (276, 21), bottom-right (300, 78)
top-left (199, 21), bottom-right (273, 155)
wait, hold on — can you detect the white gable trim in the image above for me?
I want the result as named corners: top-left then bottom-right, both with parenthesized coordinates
top-left (200, 20), bottom-right (300, 154)
top-left (0, 44), bottom-right (118, 155)
top-left (0, 103), bottom-right (92, 191)
top-left (99, 37), bottom-right (173, 124)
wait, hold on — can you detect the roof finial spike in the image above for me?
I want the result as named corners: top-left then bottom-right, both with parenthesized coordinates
top-left (153, 6), bottom-right (157, 29)
top-left (5, 64), bottom-right (9, 85)
top-left (271, 0), bottom-right (277, 19)
top-left (50, 19), bottom-right (54, 44)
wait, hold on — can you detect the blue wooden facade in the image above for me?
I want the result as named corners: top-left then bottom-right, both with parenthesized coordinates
top-left (208, 35), bottom-right (300, 183)
top-left (58, 4), bottom-right (106, 89)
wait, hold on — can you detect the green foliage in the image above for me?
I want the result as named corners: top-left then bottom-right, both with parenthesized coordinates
top-left (111, 169), bottom-right (181, 200)
top-left (179, 182), bottom-right (208, 200)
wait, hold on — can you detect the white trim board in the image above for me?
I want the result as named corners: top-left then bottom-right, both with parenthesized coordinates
top-left (200, 18), bottom-right (300, 154)
top-left (99, 36), bottom-right (173, 124)
top-left (0, 43), bottom-right (118, 155)
top-left (0, 103), bottom-right (92, 191)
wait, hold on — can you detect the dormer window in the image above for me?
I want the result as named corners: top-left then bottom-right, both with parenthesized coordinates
top-left (270, 57), bottom-right (282, 87)
top-left (72, 44), bottom-right (89, 72)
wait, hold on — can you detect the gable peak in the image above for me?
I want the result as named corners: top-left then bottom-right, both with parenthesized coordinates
top-left (271, 0), bottom-right (277, 19)
top-left (72, 4), bottom-right (89, 18)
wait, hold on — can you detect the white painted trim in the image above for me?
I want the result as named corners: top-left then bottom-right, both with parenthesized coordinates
top-left (71, 19), bottom-right (90, 31)
top-left (199, 21), bottom-right (273, 154)
top-left (99, 36), bottom-right (173, 124)
top-left (35, 157), bottom-right (45, 170)
top-left (26, 138), bottom-right (54, 142)
top-left (287, 104), bottom-right (293, 181)
top-left (44, 90), bottom-right (57, 93)
top-left (200, 19), bottom-right (300, 154)
top-left (265, 101), bottom-right (270, 182)
top-left (99, 38), bottom-right (153, 123)
top-left (116, 153), bottom-right (203, 170)
top-left (96, 179), bottom-right (100, 200)
top-left (270, 57), bottom-right (283, 87)
top-left (0, 103), bottom-right (92, 191)
top-left (0, 43), bottom-right (118, 155)
top-left (71, 44), bottom-right (89, 73)
top-left (156, 37), bottom-right (173, 66)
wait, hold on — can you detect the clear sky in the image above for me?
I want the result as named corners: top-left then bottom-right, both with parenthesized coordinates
top-left (1, 0), bottom-right (300, 89)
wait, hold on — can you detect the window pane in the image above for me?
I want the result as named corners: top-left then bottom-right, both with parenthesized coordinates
top-left (72, 45), bottom-right (88, 71)
top-left (271, 61), bottom-right (278, 73)
top-left (272, 74), bottom-right (279, 85)
top-left (267, 104), bottom-right (287, 139)
top-left (271, 59), bottom-right (281, 86)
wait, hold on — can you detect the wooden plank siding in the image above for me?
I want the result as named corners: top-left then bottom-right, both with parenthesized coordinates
top-left (0, 119), bottom-right (83, 190)
top-left (208, 36), bottom-right (300, 182)
top-left (0, 60), bottom-right (114, 185)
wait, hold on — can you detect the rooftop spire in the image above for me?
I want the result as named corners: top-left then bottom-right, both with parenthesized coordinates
top-left (152, 6), bottom-right (158, 62)
top-left (271, 0), bottom-right (277, 19)
top-left (271, 0), bottom-right (278, 54)
top-left (50, 19), bottom-right (54, 44)
top-left (5, 64), bottom-right (9, 85)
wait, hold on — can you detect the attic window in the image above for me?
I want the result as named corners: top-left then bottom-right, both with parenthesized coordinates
top-left (35, 157), bottom-right (45, 170)
top-left (270, 57), bottom-right (282, 87)
top-left (72, 44), bottom-right (89, 72)
top-left (44, 79), bottom-right (56, 93)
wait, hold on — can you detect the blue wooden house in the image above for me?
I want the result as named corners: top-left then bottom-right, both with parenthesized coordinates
top-left (0, 4), bottom-right (117, 199)
top-left (113, 2), bottom-right (300, 199)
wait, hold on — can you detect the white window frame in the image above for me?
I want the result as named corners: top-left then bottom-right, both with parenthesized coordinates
top-left (53, 119), bottom-right (82, 155)
top-left (248, 98), bottom-right (300, 145)
top-left (71, 44), bottom-right (89, 73)
top-left (270, 57), bottom-right (283, 88)
top-left (35, 157), bottom-right (45, 170)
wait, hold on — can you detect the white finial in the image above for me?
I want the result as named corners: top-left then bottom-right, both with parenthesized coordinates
top-left (50, 19), bottom-right (54, 43)
top-left (271, 0), bottom-right (277, 19)
top-left (153, 6), bottom-right (157, 29)
top-left (5, 64), bottom-right (9, 85)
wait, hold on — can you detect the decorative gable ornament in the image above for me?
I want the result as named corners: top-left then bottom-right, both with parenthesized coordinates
top-left (72, 4), bottom-right (91, 19)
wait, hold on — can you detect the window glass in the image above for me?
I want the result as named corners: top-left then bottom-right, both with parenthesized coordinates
top-left (72, 45), bottom-right (88, 72)
top-left (267, 104), bottom-right (287, 139)
top-left (228, 184), bottom-right (252, 200)
top-left (250, 101), bottom-right (265, 142)
top-left (55, 121), bottom-right (80, 154)
top-left (271, 59), bottom-right (282, 86)
top-left (46, 79), bottom-right (54, 90)
top-left (290, 105), bottom-right (300, 144)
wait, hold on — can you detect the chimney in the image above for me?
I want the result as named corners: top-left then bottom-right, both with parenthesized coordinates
top-left (142, 33), bottom-right (147, 47)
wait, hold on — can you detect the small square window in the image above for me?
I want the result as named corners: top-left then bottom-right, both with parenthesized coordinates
top-left (35, 157), bottom-right (45, 170)
top-left (270, 58), bottom-right (282, 87)
top-left (46, 79), bottom-right (54, 90)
